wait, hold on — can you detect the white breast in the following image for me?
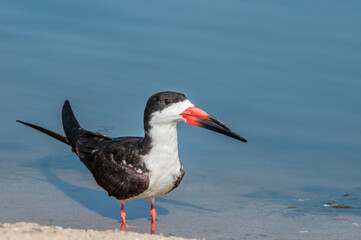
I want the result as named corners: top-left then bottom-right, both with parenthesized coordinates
top-left (139, 121), bottom-right (182, 199)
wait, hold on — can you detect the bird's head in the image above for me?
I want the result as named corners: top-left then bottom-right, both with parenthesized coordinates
top-left (144, 91), bottom-right (247, 142)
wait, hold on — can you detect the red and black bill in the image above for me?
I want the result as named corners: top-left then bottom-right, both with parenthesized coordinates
top-left (180, 106), bottom-right (248, 143)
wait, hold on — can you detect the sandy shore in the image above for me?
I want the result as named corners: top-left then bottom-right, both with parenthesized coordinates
top-left (0, 222), bottom-right (194, 240)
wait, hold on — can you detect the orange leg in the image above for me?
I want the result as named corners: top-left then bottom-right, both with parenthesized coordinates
top-left (120, 203), bottom-right (135, 231)
top-left (121, 203), bottom-right (127, 224)
top-left (120, 203), bottom-right (127, 231)
top-left (150, 198), bottom-right (157, 234)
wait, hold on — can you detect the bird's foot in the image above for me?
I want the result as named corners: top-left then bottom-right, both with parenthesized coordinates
top-left (119, 203), bottom-right (135, 231)
top-left (120, 223), bottom-right (135, 231)
top-left (150, 199), bottom-right (157, 234)
top-left (150, 221), bottom-right (157, 234)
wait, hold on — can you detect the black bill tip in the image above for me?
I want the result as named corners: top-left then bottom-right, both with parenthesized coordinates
top-left (196, 118), bottom-right (248, 143)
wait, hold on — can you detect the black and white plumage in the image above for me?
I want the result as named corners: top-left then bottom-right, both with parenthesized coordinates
top-left (17, 91), bottom-right (247, 233)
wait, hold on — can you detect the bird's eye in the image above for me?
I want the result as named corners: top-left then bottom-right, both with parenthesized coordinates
top-left (164, 99), bottom-right (170, 104)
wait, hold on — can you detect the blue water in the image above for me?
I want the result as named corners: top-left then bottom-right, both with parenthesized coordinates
top-left (1, 0), bottom-right (361, 239)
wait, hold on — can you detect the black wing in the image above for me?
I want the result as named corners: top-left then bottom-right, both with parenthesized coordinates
top-left (62, 100), bottom-right (149, 200)
top-left (18, 100), bottom-right (150, 200)
top-left (76, 135), bottom-right (150, 200)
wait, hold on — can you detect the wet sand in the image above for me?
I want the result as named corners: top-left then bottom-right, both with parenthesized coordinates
top-left (0, 222), bottom-right (194, 240)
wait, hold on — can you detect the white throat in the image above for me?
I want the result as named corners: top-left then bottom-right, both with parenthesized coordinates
top-left (148, 121), bottom-right (179, 156)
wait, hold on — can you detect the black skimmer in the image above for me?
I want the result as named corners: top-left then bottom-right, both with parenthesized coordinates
top-left (17, 91), bottom-right (247, 233)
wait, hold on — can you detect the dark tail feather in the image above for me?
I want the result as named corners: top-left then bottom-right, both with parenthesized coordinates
top-left (62, 100), bottom-right (82, 150)
top-left (16, 120), bottom-right (70, 146)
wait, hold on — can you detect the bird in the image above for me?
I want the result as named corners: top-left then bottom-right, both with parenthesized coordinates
top-left (17, 91), bottom-right (247, 233)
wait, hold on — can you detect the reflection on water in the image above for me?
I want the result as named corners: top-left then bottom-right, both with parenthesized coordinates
top-left (1, 0), bottom-right (361, 239)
